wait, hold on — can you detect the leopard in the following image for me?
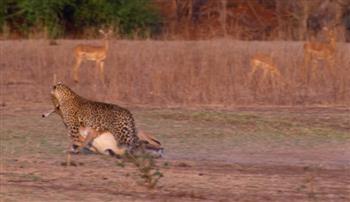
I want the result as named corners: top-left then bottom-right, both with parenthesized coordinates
top-left (50, 83), bottom-right (140, 155)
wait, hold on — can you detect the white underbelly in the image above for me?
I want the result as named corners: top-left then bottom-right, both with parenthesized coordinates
top-left (91, 132), bottom-right (125, 155)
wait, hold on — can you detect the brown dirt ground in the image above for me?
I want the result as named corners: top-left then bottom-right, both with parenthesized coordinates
top-left (1, 101), bottom-right (349, 201)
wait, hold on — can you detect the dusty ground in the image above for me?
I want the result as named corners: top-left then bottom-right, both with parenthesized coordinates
top-left (1, 101), bottom-right (349, 201)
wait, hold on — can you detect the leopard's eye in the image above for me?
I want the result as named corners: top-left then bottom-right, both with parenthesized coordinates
top-left (53, 85), bottom-right (57, 90)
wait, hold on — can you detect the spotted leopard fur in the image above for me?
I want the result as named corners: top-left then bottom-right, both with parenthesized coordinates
top-left (51, 83), bottom-right (140, 153)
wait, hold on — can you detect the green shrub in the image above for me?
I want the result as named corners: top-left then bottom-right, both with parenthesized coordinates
top-left (0, 0), bottom-right (161, 38)
top-left (18, 0), bottom-right (69, 38)
top-left (0, 1), bottom-right (5, 31)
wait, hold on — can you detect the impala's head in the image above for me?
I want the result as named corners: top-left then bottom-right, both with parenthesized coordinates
top-left (51, 83), bottom-right (77, 105)
top-left (322, 27), bottom-right (336, 41)
top-left (99, 29), bottom-right (113, 39)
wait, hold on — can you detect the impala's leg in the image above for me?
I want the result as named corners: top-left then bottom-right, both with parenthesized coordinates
top-left (303, 53), bottom-right (308, 71)
top-left (327, 57), bottom-right (335, 79)
top-left (278, 71), bottom-right (286, 86)
top-left (77, 127), bottom-right (98, 151)
top-left (275, 70), bottom-right (283, 85)
top-left (269, 71), bottom-right (275, 87)
top-left (248, 65), bottom-right (257, 83)
top-left (262, 69), bottom-right (269, 83)
top-left (303, 53), bottom-right (310, 83)
top-left (270, 73), bottom-right (276, 89)
top-left (65, 143), bottom-right (73, 166)
top-left (99, 61), bottom-right (105, 83)
top-left (73, 56), bottom-right (82, 83)
top-left (310, 61), bottom-right (317, 83)
top-left (274, 69), bottom-right (281, 78)
top-left (92, 61), bottom-right (98, 81)
top-left (273, 71), bottom-right (282, 88)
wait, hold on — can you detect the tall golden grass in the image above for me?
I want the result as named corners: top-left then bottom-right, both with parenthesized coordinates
top-left (1, 39), bottom-right (349, 107)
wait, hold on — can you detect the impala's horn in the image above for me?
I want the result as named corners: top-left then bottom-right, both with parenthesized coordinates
top-left (53, 73), bottom-right (57, 84)
top-left (42, 109), bottom-right (55, 118)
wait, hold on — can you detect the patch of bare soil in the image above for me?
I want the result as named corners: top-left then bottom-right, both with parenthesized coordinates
top-left (1, 154), bottom-right (349, 202)
top-left (1, 104), bottom-right (349, 201)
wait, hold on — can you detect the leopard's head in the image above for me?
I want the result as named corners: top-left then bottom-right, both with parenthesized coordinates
top-left (51, 83), bottom-right (77, 105)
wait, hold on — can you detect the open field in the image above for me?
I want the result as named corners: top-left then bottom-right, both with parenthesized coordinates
top-left (1, 102), bottom-right (350, 201)
top-left (1, 40), bottom-right (350, 201)
top-left (1, 40), bottom-right (349, 106)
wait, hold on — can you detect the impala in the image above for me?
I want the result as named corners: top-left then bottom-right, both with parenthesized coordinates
top-left (303, 27), bottom-right (337, 82)
top-left (248, 53), bottom-right (284, 85)
top-left (73, 29), bottom-right (112, 83)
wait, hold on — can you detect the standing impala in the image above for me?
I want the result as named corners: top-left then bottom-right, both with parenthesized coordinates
top-left (73, 29), bottom-right (112, 83)
top-left (303, 27), bottom-right (337, 82)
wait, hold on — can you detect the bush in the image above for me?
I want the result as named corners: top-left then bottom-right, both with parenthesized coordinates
top-left (0, 1), bottom-right (5, 32)
top-left (0, 0), bottom-right (161, 38)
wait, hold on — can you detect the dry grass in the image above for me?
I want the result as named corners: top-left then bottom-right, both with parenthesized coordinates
top-left (1, 39), bottom-right (349, 106)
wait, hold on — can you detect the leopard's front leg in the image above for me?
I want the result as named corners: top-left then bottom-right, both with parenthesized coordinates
top-left (69, 125), bottom-right (83, 152)
top-left (63, 127), bottom-right (82, 166)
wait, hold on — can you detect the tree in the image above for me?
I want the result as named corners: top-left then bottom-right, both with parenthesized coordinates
top-left (0, 0), bottom-right (161, 38)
